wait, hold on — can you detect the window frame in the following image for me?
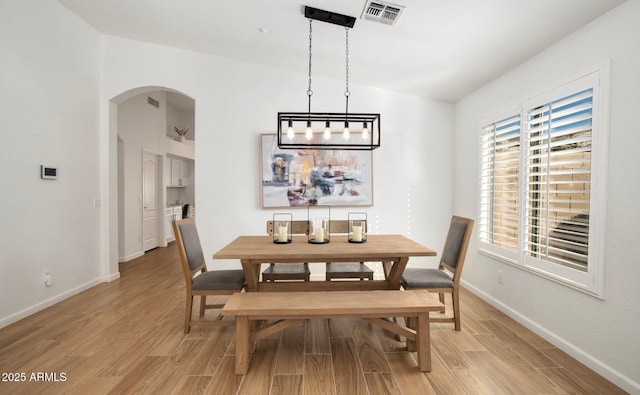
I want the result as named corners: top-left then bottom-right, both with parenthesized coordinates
top-left (477, 64), bottom-right (610, 298)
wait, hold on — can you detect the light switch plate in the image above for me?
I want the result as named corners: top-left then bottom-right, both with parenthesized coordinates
top-left (41, 165), bottom-right (57, 180)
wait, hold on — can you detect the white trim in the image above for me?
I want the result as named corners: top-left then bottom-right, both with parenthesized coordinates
top-left (119, 251), bottom-right (144, 262)
top-left (477, 63), bottom-right (609, 298)
top-left (0, 278), bottom-right (102, 330)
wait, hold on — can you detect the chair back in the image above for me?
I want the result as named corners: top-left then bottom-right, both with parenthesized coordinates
top-left (328, 220), bottom-right (354, 234)
top-left (173, 218), bottom-right (207, 286)
top-left (266, 220), bottom-right (310, 236)
top-left (440, 216), bottom-right (474, 281)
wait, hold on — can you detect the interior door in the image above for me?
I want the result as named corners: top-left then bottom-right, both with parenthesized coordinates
top-left (143, 152), bottom-right (159, 251)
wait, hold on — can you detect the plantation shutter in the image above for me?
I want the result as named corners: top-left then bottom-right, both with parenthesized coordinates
top-left (479, 114), bottom-right (521, 252)
top-left (524, 88), bottom-right (592, 271)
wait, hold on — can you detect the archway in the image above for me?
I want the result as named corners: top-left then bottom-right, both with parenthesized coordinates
top-left (107, 86), bottom-right (195, 278)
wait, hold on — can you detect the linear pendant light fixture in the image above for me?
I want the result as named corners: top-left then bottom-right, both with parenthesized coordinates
top-left (277, 6), bottom-right (380, 151)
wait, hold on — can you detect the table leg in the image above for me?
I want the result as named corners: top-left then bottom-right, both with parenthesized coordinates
top-left (382, 260), bottom-right (391, 279)
top-left (241, 259), bottom-right (259, 292)
top-left (386, 257), bottom-right (408, 289)
top-left (415, 312), bottom-right (431, 372)
top-left (235, 315), bottom-right (250, 375)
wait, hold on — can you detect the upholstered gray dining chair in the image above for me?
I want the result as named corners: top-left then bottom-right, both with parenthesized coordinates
top-left (400, 215), bottom-right (474, 330)
top-left (173, 218), bottom-right (246, 333)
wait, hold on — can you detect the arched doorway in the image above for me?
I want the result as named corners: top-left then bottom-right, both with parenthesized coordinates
top-left (108, 87), bottom-right (195, 276)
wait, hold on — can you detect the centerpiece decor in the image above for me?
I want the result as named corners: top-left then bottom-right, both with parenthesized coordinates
top-left (348, 212), bottom-right (367, 243)
top-left (308, 205), bottom-right (330, 244)
top-left (272, 213), bottom-right (292, 244)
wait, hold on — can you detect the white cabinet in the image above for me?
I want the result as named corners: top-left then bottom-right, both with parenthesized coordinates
top-left (169, 158), bottom-right (189, 187)
top-left (165, 207), bottom-right (175, 243)
top-left (165, 206), bottom-right (183, 243)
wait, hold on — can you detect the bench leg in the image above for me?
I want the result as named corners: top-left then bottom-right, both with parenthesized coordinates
top-left (415, 312), bottom-right (432, 372)
top-left (405, 316), bottom-right (416, 352)
top-left (235, 315), bottom-right (250, 375)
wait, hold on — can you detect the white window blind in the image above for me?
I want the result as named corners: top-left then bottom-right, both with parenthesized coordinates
top-left (525, 88), bottom-right (592, 272)
top-left (479, 114), bottom-right (520, 253)
top-left (477, 65), bottom-right (608, 297)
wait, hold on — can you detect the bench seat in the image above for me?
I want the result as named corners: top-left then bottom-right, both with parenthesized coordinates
top-left (221, 289), bottom-right (444, 374)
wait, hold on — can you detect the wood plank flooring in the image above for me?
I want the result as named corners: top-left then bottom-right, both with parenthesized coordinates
top-left (0, 243), bottom-right (627, 394)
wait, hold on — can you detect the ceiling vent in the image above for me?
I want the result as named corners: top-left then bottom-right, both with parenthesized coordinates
top-left (361, 1), bottom-right (405, 26)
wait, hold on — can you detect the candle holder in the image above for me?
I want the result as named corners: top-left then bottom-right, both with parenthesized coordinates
top-left (348, 212), bottom-right (367, 243)
top-left (308, 205), bottom-right (330, 244)
top-left (272, 213), bottom-right (292, 244)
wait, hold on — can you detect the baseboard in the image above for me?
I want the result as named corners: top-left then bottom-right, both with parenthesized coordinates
top-left (0, 277), bottom-right (103, 330)
top-left (461, 280), bottom-right (640, 394)
top-left (105, 271), bottom-right (121, 282)
top-left (119, 251), bottom-right (144, 262)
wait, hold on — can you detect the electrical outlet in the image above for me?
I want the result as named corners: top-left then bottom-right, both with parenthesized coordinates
top-left (44, 270), bottom-right (53, 287)
top-left (498, 270), bottom-right (504, 285)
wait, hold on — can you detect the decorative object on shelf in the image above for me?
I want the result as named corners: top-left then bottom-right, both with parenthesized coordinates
top-left (308, 205), bottom-right (330, 244)
top-left (277, 6), bottom-right (380, 151)
top-left (348, 212), bottom-right (367, 243)
top-left (272, 213), bottom-right (292, 244)
top-left (175, 127), bottom-right (189, 143)
top-left (260, 134), bottom-right (373, 208)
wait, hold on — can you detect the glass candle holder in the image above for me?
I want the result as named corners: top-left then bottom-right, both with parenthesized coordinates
top-left (273, 213), bottom-right (292, 244)
top-left (348, 212), bottom-right (367, 243)
top-left (308, 205), bottom-right (330, 244)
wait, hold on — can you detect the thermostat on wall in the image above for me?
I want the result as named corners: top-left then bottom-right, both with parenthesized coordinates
top-left (41, 165), bottom-right (57, 180)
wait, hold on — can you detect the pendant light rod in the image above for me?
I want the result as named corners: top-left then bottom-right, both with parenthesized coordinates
top-left (304, 6), bottom-right (356, 28)
top-left (277, 6), bottom-right (380, 151)
top-left (307, 18), bottom-right (313, 114)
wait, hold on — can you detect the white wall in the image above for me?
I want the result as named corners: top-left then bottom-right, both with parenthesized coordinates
top-left (453, 1), bottom-right (640, 392)
top-left (0, 0), bottom-right (102, 325)
top-left (101, 36), bottom-right (455, 277)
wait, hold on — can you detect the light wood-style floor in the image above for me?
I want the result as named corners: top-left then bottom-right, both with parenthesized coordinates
top-left (0, 243), bottom-right (626, 395)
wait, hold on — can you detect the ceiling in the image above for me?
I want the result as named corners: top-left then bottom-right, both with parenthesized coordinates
top-left (58, 0), bottom-right (624, 103)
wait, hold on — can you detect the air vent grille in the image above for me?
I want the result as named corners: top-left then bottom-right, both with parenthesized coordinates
top-left (362, 1), bottom-right (405, 26)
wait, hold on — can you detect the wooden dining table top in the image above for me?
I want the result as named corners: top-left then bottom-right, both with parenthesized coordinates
top-left (212, 234), bottom-right (437, 292)
top-left (212, 234), bottom-right (437, 263)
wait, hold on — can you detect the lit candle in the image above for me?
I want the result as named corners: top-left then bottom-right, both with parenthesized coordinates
top-left (278, 224), bottom-right (288, 242)
top-left (315, 226), bottom-right (325, 243)
top-left (352, 224), bottom-right (362, 242)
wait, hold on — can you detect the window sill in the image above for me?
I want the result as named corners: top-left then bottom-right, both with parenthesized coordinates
top-left (478, 247), bottom-right (604, 300)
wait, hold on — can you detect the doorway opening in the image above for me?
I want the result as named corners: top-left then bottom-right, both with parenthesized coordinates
top-left (110, 87), bottom-right (195, 267)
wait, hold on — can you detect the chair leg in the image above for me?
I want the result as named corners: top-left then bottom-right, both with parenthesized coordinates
top-left (199, 295), bottom-right (207, 317)
top-left (185, 295), bottom-right (193, 334)
top-left (439, 292), bottom-right (445, 314)
top-left (452, 288), bottom-right (461, 331)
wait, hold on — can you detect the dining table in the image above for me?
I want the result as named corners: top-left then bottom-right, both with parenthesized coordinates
top-left (212, 234), bottom-right (437, 292)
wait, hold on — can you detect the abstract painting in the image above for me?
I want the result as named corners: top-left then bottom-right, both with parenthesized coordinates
top-left (261, 134), bottom-right (373, 208)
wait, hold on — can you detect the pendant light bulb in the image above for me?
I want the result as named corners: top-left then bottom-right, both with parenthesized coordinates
top-left (287, 120), bottom-right (294, 140)
top-left (324, 121), bottom-right (331, 140)
top-left (343, 121), bottom-right (350, 140)
top-left (362, 122), bottom-right (369, 140)
top-left (305, 120), bottom-right (313, 140)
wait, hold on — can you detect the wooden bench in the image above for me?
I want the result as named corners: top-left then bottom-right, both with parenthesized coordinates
top-left (221, 290), bottom-right (445, 375)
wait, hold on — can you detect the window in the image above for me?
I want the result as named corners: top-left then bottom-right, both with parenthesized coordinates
top-left (480, 114), bottom-right (521, 254)
top-left (478, 67), bottom-right (608, 297)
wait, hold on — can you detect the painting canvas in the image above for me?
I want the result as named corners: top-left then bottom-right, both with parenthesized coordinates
top-left (261, 134), bottom-right (373, 208)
